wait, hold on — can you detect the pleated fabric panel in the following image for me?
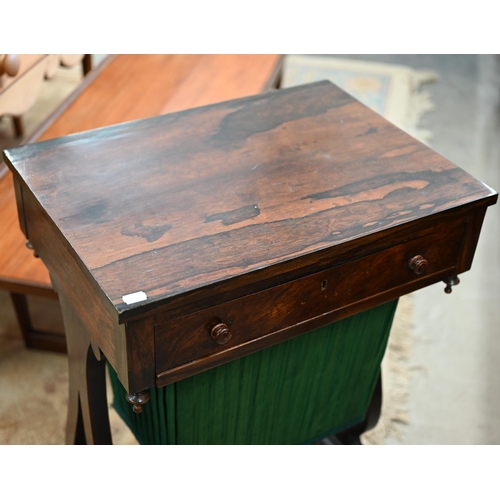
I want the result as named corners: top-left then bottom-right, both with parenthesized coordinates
top-left (110, 299), bottom-right (398, 444)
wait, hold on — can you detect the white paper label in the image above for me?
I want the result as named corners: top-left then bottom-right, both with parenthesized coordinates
top-left (122, 291), bottom-right (148, 305)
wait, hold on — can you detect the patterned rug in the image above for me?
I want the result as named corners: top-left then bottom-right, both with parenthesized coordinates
top-left (0, 55), bottom-right (438, 444)
top-left (282, 55), bottom-right (438, 144)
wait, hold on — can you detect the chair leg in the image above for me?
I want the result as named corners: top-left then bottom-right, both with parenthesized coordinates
top-left (12, 116), bottom-right (24, 137)
top-left (82, 54), bottom-right (92, 76)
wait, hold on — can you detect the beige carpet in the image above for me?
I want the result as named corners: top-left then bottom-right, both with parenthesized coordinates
top-left (0, 292), bottom-right (137, 444)
top-left (0, 55), bottom-right (437, 444)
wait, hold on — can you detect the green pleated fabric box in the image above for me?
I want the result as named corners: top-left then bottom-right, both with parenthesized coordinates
top-left (109, 300), bottom-right (398, 445)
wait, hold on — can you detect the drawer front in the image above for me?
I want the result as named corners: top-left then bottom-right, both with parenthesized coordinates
top-left (155, 217), bottom-right (466, 377)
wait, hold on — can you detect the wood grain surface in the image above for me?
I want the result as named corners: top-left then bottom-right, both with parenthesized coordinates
top-left (0, 54), bottom-right (283, 294)
top-left (155, 215), bottom-right (467, 376)
top-left (5, 81), bottom-right (497, 323)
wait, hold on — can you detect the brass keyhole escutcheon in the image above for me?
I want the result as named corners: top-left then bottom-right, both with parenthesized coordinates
top-left (409, 255), bottom-right (428, 275)
top-left (210, 322), bottom-right (232, 345)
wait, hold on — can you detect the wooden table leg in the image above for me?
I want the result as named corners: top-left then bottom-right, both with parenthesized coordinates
top-left (10, 292), bottom-right (67, 353)
top-left (10, 292), bottom-right (32, 346)
top-left (82, 54), bottom-right (92, 76)
top-left (57, 292), bottom-right (112, 445)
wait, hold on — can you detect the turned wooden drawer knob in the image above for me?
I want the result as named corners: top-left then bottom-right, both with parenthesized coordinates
top-left (0, 54), bottom-right (20, 77)
top-left (409, 255), bottom-right (428, 275)
top-left (210, 323), bottom-right (232, 345)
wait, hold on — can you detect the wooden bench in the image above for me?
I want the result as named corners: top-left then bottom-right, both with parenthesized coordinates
top-left (0, 54), bottom-right (283, 353)
top-left (0, 54), bottom-right (91, 136)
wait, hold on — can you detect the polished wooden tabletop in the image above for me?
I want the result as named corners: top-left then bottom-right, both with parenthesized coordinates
top-left (5, 81), bottom-right (496, 324)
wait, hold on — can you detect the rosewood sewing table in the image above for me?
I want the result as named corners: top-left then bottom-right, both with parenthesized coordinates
top-left (3, 81), bottom-right (497, 444)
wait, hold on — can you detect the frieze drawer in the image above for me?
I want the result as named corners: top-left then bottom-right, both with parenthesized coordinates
top-left (155, 216), bottom-right (467, 381)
